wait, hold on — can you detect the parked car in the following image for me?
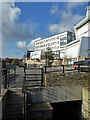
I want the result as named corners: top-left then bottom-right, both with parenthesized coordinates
top-left (73, 60), bottom-right (90, 71)
top-left (77, 60), bottom-right (90, 66)
top-left (73, 61), bottom-right (78, 69)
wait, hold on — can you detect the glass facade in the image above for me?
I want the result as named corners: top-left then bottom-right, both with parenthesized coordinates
top-left (67, 32), bottom-right (75, 44)
top-left (60, 32), bottom-right (75, 48)
top-left (60, 35), bottom-right (67, 48)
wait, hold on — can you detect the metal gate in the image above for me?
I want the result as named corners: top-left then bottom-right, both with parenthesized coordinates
top-left (23, 66), bottom-right (44, 120)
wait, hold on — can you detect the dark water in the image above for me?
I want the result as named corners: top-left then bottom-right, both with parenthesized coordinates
top-left (51, 100), bottom-right (82, 120)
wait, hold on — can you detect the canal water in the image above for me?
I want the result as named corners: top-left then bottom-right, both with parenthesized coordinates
top-left (51, 100), bottom-right (82, 120)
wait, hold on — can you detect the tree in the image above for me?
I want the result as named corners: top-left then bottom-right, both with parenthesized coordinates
top-left (45, 47), bottom-right (54, 66)
top-left (4, 58), bottom-right (12, 63)
top-left (11, 59), bottom-right (20, 65)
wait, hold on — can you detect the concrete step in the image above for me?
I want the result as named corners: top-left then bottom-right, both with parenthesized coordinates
top-left (2, 89), bottom-right (23, 120)
top-left (7, 97), bottom-right (23, 101)
top-left (2, 115), bottom-right (22, 120)
top-left (5, 107), bottom-right (22, 112)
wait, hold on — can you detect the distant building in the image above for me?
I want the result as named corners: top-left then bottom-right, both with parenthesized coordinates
top-left (30, 31), bottom-right (75, 61)
top-left (64, 37), bottom-right (90, 64)
top-left (64, 5), bottom-right (90, 64)
top-left (74, 5), bottom-right (90, 39)
top-left (22, 50), bottom-right (33, 65)
top-left (25, 4), bottom-right (90, 65)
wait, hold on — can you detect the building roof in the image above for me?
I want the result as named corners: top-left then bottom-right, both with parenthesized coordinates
top-left (35, 31), bottom-right (75, 43)
top-left (74, 5), bottom-right (90, 30)
top-left (66, 39), bottom-right (80, 47)
top-left (74, 17), bottom-right (90, 30)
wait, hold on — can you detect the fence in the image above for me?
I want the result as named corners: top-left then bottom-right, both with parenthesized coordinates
top-left (1, 67), bottom-right (16, 91)
top-left (44, 65), bottom-right (74, 73)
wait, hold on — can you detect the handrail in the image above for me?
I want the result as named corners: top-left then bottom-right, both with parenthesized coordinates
top-left (1, 67), bottom-right (16, 89)
top-left (44, 65), bottom-right (74, 73)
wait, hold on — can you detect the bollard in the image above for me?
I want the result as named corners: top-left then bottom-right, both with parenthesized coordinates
top-left (45, 66), bottom-right (47, 73)
top-left (41, 68), bottom-right (44, 87)
top-left (78, 65), bottom-right (80, 72)
top-left (62, 65), bottom-right (64, 73)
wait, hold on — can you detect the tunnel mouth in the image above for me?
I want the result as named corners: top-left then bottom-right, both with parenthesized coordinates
top-left (50, 100), bottom-right (82, 120)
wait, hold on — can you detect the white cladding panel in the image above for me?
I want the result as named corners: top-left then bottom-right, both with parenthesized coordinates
top-left (60, 52), bottom-right (64, 58)
top-left (65, 40), bottom-right (80, 58)
top-left (65, 37), bottom-right (89, 59)
top-left (31, 51), bottom-right (45, 59)
top-left (76, 23), bottom-right (89, 39)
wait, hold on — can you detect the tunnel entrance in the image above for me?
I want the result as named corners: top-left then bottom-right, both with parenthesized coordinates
top-left (51, 100), bottom-right (82, 120)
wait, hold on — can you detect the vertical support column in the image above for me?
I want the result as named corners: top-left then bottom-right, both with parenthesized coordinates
top-left (0, 60), bottom-right (2, 95)
top-left (78, 65), bottom-right (81, 72)
top-left (62, 65), bottom-right (64, 73)
top-left (4, 69), bottom-right (7, 89)
top-left (45, 66), bottom-right (47, 73)
top-left (26, 92), bottom-right (28, 120)
top-left (82, 87), bottom-right (90, 120)
top-left (14, 67), bottom-right (16, 84)
top-left (41, 68), bottom-right (44, 87)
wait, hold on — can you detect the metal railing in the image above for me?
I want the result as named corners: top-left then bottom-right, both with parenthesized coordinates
top-left (1, 67), bottom-right (16, 90)
top-left (22, 65), bottom-right (44, 120)
top-left (44, 65), bottom-right (74, 73)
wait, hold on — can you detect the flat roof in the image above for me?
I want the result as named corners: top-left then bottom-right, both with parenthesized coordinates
top-left (66, 39), bottom-right (80, 47)
top-left (35, 31), bottom-right (75, 43)
top-left (74, 16), bottom-right (90, 29)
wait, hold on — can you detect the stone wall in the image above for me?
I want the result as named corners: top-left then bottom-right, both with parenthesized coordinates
top-left (82, 88), bottom-right (90, 120)
top-left (0, 89), bottom-right (8, 119)
top-left (44, 72), bottom-right (89, 87)
top-left (27, 86), bottom-right (82, 104)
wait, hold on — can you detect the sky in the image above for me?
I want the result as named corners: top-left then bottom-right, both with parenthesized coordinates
top-left (0, 1), bottom-right (89, 58)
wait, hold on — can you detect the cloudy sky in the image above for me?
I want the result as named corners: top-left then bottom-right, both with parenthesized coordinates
top-left (0, 1), bottom-right (88, 58)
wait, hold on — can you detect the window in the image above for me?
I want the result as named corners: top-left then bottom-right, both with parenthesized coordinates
top-left (60, 42), bottom-right (67, 47)
top-left (57, 36), bottom-right (59, 39)
top-left (60, 36), bottom-right (67, 41)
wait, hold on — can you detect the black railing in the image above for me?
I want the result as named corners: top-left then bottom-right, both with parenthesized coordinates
top-left (22, 66), bottom-right (44, 119)
top-left (44, 64), bottom-right (90, 73)
top-left (1, 67), bottom-right (16, 90)
top-left (44, 65), bottom-right (74, 73)
top-left (77, 65), bottom-right (90, 72)
top-left (2, 68), bottom-right (7, 89)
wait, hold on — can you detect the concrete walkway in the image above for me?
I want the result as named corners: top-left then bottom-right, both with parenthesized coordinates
top-left (9, 67), bottom-right (24, 88)
top-left (2, 67), bottom-right (24, 120)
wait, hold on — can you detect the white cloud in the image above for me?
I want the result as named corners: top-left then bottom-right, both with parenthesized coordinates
top-left (50, 4), bottom-right (59, 15)
top-left (2, 2), bottom-right (38, 41)
top-left (67, 2), bottom-right (85, 9)
top-left (48, 3), bottom-right (85, 34)
top-left (16, 37), bottom-right (41, 51)
top-left (1, 2), bottom-right (39, 58)
top-left (16, 41), bottom-right (27, 50)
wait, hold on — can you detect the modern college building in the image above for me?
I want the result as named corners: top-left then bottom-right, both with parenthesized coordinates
top-left (24, 5), bottom-right (90, 65)
top-left (32, 31), bottom-right (75, 60)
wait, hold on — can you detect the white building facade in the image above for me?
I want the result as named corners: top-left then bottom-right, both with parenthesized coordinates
top-left (64, 5), bottom-right (90, 64)
top-left (64, 37), bottom-right (90, 64)
top-left (29, 5), bottom-right (90, 65)
top-left (30, 31), bottom-right (75, 60)
top-left (74, 5), bottom-right (90, 39)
